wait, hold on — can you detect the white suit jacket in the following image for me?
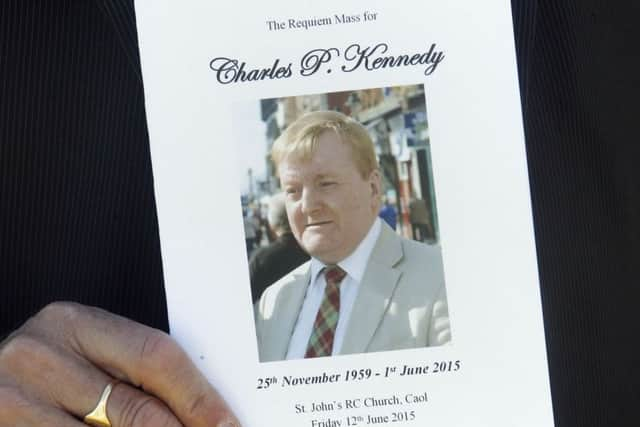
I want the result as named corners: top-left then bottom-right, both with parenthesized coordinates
top-left (254, 223), bottom-right (450, 362)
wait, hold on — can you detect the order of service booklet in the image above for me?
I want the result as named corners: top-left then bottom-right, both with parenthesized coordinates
top-left (135, 1), bottom-right (555, 426)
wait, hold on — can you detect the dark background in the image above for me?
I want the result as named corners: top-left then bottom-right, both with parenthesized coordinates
top-left (1, 1), bottom-right (639, 425)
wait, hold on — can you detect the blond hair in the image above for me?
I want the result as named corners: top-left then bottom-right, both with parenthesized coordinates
top-left (271, 111), bottom-right (378, 178)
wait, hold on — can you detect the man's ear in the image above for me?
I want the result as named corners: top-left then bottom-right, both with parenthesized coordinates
top-left (368, 169), bottom-right (382, 198)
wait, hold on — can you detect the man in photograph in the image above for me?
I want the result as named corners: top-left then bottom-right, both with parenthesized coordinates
top-left (254, 111), bottom-right (450, 362)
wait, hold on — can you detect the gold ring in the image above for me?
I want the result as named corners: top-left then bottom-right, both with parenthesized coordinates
top-left (84, 381), bottom-right (118, 427)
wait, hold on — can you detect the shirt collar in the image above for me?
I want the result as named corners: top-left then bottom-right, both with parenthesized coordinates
top-left (310, 217), bottom-right (382, 284)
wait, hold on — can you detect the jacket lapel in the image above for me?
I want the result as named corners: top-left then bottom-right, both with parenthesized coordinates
top-left (94, 0), bottom-right (143, 80)
top-left (340, 224), bottom-right (403, 355)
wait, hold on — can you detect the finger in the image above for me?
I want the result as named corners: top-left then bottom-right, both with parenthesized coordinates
top-left (37, 302), bottom-right (239, 427)
top-left (0, 383), bottom-right (86, 427)
top-left (0, 333), bottom-right (184, 427)
top-left (102, 382), bottom-right (185, 427)
top-left (0, 331), bottom-right (107, 414)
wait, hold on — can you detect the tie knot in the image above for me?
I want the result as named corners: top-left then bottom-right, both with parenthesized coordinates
top-left (324, 265), bottom-right (346, 285)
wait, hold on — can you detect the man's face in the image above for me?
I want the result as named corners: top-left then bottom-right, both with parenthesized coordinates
top-left (279, 131), bottom-right (380, 264)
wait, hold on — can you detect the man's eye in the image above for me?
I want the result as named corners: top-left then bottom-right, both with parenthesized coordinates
top-left (320, 181), bottom-right (336, 188)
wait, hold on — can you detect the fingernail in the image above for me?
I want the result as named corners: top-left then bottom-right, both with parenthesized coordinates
top-left (218, 418), bottom-right (240, 427)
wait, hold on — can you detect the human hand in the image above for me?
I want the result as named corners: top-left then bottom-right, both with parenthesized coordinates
top-left (0, 302), bottom-right (240, 427)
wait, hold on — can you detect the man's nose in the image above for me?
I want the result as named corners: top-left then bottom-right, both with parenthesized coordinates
top-left (300, 187), bottom-right (321, 214)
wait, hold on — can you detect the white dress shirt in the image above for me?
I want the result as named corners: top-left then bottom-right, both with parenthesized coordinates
top-left (285, 218), bottom-right (382, 359)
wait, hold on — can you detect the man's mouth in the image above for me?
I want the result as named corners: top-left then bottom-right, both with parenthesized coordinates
top-left (306, 221), bottom-right (332, 228)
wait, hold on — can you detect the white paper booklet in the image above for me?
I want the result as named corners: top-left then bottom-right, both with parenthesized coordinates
top-left (135, 1), bottom-right (554, 426)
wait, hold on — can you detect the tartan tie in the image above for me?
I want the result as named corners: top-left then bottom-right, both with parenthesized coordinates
top-left (305, 265), bottom-right (347, 358)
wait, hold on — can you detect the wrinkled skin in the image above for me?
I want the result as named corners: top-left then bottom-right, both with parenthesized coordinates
top-left (0, 302), bottom-right (239, 427)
